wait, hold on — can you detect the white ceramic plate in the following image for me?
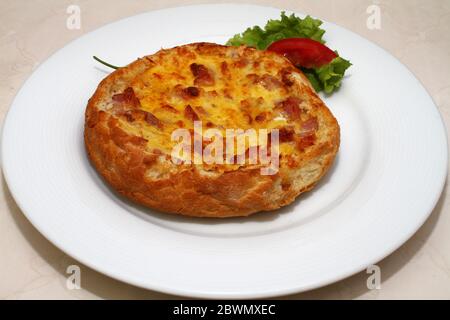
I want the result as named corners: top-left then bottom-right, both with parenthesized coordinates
top-left (2, 4), bottom-right (448, 298)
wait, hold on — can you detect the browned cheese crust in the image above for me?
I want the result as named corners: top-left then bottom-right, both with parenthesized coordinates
top-left (84, 43), bottom-right (340, 217)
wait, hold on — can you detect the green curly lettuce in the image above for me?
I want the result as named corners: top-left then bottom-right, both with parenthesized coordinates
top-left (226, 12), bottom-right (351, 94)
top-left (303, 56), bottom-right (352, 93)
top-left (227, 12), bottom-right (326, 49)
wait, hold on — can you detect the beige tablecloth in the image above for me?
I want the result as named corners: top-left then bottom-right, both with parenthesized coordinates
top-left (1, 0), bottom-right (449, 299)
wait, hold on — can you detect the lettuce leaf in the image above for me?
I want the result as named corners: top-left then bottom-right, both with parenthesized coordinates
top-left (227, 12), bottom-right (325, 49)
top-left (226, 12), bottom-right (351, 94)
top-left (302, 56), bottom-right (352, 94)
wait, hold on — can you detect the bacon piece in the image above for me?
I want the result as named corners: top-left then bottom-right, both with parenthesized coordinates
top-left (223, 88), bottom-right (233, 99)
top-left (144, 112), bottom-right (163, 128)
top-left (278, 128), bottom-right (295, 142)
top-left (278, 97), bottom-right (302, 120)
top-left (220, 61), bottom-right (229, 76)
top-left (259, 74), bottom-right (283, 90)
top-left (300, 117), bottom-right (319, 137)
top-left (121, 109), bottom-right (162, 129)
top-left (122, 110), bottom-right (145, 122)
top-left (297, 134), bottom-right (316, 150)
top-left (190, 63), bottom-right (202, 76)
top-left (185, 86), bottom-right (200, 97)
top-left (247, 73), bottom-right (284, 90)
top-left (297, 117), bottom-right (318, 150)
top-left (246, 73), bottom-right (259, 83)
top-left (190, 63), bottom-right (214, 86)
top-left (255, 113), bottom-right (266, 123)
top-left (160, 104), bottom-right (178, 113)
top-left (173, 85), bottom-right (200, 100)
top-left (281, 182), bottom-right (291, 191)
top-left (195, 106), bottom-right (208, 116)
top-left (233, 58), bottom-right (249, 68)
top-left (112, 87), bottom-right (140, 108)
top-left (184, 105), bottom-right (199, 121)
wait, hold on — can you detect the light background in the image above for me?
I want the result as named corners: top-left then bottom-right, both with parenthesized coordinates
top-left (1, 0), bottom-right (449, 299)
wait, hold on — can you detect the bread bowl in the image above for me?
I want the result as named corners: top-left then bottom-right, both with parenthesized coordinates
top-left (84, 42), bottom-right (340, 217)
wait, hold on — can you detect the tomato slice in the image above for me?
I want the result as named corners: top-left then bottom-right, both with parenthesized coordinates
top-left (267, 38), bottom-right (337, 68)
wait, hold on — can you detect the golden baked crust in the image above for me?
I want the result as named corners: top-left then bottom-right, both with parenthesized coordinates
top-left (84, 42), bottom-right (340, 217)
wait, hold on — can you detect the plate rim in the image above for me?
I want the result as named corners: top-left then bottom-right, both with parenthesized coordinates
top-left (1, 3), bottom-right (448, 298)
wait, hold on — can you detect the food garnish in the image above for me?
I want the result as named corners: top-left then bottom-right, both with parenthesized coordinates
top-left (93, 56), bottom-right (119, 70)
top-left (227, 12), bottom-right (351, 93)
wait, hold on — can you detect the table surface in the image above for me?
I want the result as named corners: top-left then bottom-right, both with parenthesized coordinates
top-left (1, 0), bottom-right (449, 299)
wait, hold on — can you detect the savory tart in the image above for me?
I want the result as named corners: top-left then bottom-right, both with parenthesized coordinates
top-left (84, 42), bottom-right (339, 217)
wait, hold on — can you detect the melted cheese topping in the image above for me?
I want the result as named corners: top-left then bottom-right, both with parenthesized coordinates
top-left (114, 44), bottom-right (318, 168)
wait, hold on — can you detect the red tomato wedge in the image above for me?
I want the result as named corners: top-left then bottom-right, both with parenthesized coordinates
top-left (267, 38), bottom-right (337, 69)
